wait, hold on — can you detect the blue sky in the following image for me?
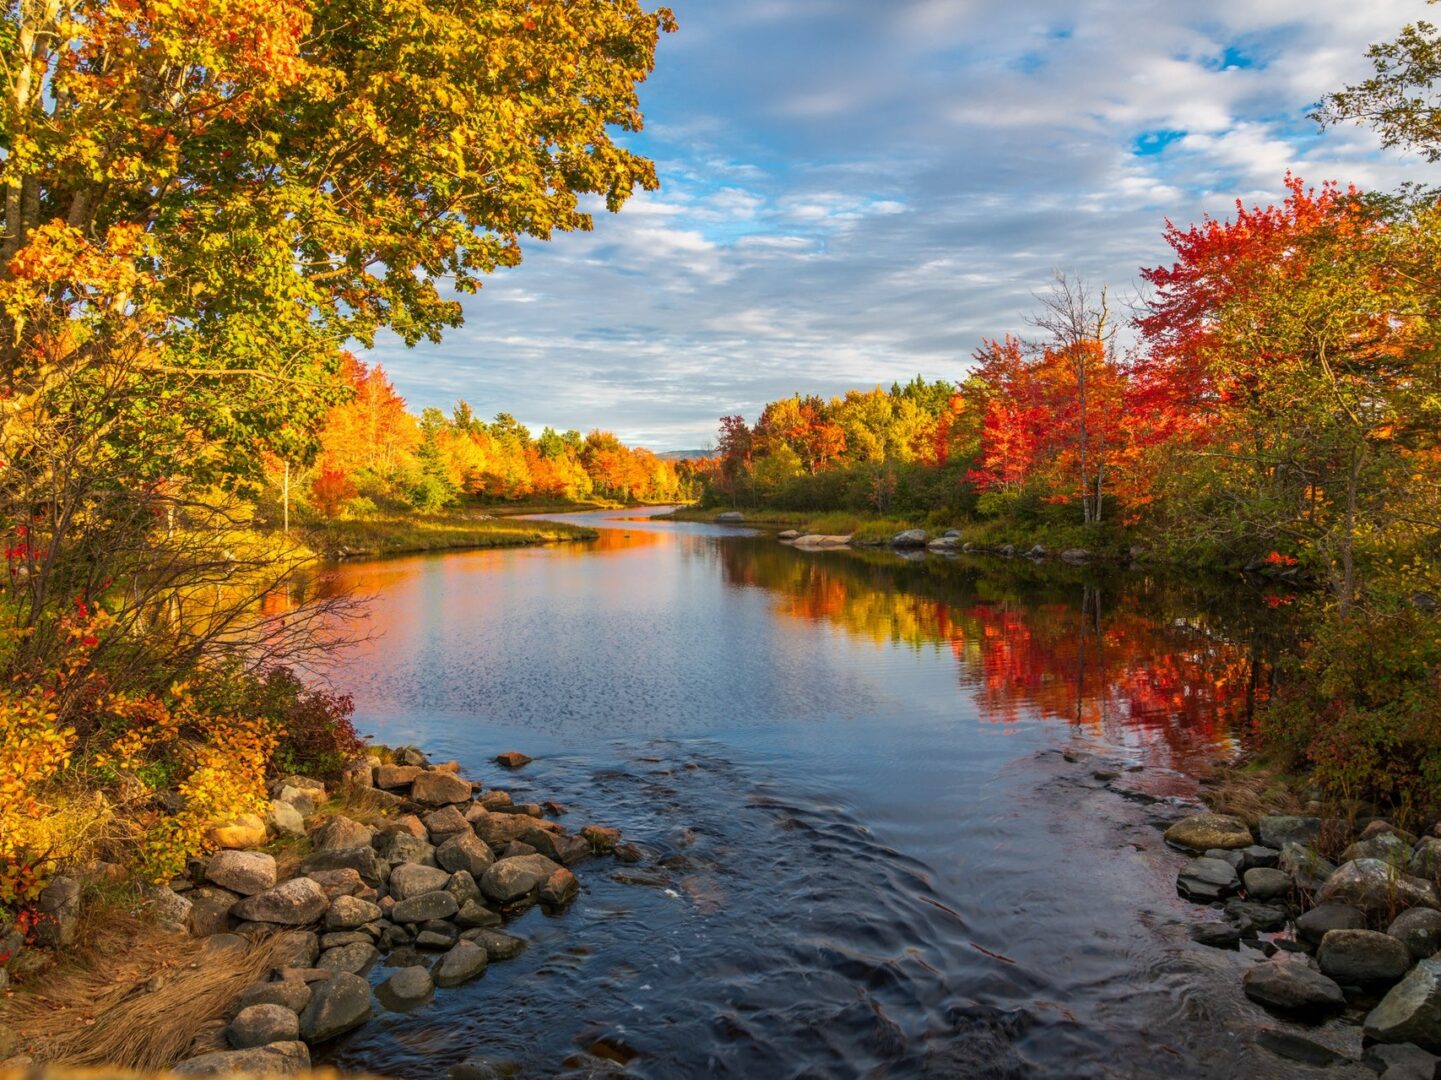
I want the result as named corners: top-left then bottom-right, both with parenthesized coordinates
top-left (366, 0), bottom-right (1433, 451)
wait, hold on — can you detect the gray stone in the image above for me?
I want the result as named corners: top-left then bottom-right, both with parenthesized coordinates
top-left (1361, 1042), bottom-right (1441, 1080)
top-left (305, 868), bottom-right (366, 900)
top-left (186, 886), bottom-right (239, 937)
top-left (1344, 832), bottom-right (1413, 866)
top-left (205, 851), bottom-right (277, 896)
top-left (1189, 922), bottom-right (1241, 949)
top-left (445, 870), bottom-right (482, 909)
top-left (231, 878), bottom-right (328, 926)
top-left (1279, 842), bottom-right (1336, 892)
top-left (227, 1004), bottom-right (299, 1049)
top-left (391, 890), bottom-right (459, 924)
top-left (1243, 867), bottom-right (1292, 901)
top-left (1242, 956), bottom-right (1346, 1015)
top-left (437, 832), bottom-right (495, 878)
top-left (300, 846), bottom-right (384, 887)
top-left (1366, 959), bottom-right (1441, 1051)
top-left (316, 941), bottom-right (378, 975)
top-left (1297, 903), bottom-right (1367, 946)
top-left (389, 863), bottom-right (451, 900)
top-left (480, 854), bottom-right (564, 904)
top-left (325, 895), bottom-right (382, 930)
top-left (235, 979), bottom-right (311, 1015)
top-left (434, 941), bottom-right (488, 987)
top-left (714, 511), bottom-right (744, 523)
top-left (312, 815), bottom-right (373, 852)
top-left (319, 931), bottom-right (372, 949)
top-left (1224, 899), bottom-right (1289, 933)
top-left (147, 884), bottom-right (194, 927)
top-left (1318, 929), bottom-right (1412, 985)
top-left (271, 930), bottom-right (320, 969)
top-left (299, 970), bottom-right (372, 1043)
top-left (174, 1042), bottom-right (310, 1075)
top-left (1259, 816), bottom-right (1323, 850)
top-left (1166, 814), bottom-right (1253, 852)
top-left (414, 920), bottom-right (460, 950)
top-left (455, 900), bottom-right (502, 928)
top-left (378, 965), bottom-right (433, 1007)
top-left (460, 929), bottom-right (527, 961)
top-left (376, 831), bottom-right (434, 868)
top-left (891, 529), bottom-right (928, 547)
top-left (1317, 859), bottom-right (1440, 915)
top-left (1254, 1029), bottom-right (1352, 1069)
top-left (1177, 857), bottom-right (1240, 902)
top-left (413, 770), bottom-right (473, 807)
top-left (1390, 908), bottom-right (1441, 961)
top-left (36, 876), bottom-right (80, 946)
top-left (1412, 838), bottom-right (1441, 879)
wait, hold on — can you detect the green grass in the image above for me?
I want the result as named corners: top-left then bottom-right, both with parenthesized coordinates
top-left (302, 510), bottom-right (597, 560)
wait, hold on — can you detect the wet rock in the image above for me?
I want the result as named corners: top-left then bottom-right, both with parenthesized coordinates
top-left (1390, 909), bottom-right (1441, 962)
top-left (582, 825), bottom-right (621, 854)
top-left (1225, 899), bottom-right (1288, 933)
top-left (1242, 956), bottom-right (1346, 1016)
top-left (235, 979), bottom-right (311, 1015)
top-left (325, 895), bottom-right (382, 930)
top-left (480, 854), bottom-right (563, 904)
top-left (305, 868), bottom-right (367, 900)
top-left (186, 886), bottom-right (239, 937)
top-left (1254, 1029), bottom-right (1351, 1068)
top-left (379, 965), bottom-right (433, 1008)
top-left (461, 928), bottom-right (527, 961)
top-left (391, 890), bottom-right (459, 924)
top-left (438, 831), bottom-right (495, 878)
top-left (455, 900), bottom-right (502, 928)
top-left (1317, 859), bottom-right (1440, 915)
top-left (1279, 843), bottom-right (1337, 893)
top-left (174, 1042), bottom-right (310, 1075)
top-left (390, 863), bottom-right (451, 900)
top-left (1318, 929), bottom-right (1412, 985)
top-left (231, 878), bottom-right (328, 926)
top-left (434, 940), bottom-right (488, 987)
top-left (228, 1004), bottom-right (300, 1049)
top-left (540, 867), bottom-right (580, 906)
top-left (1165, 814), bottom-right (1253, 852)
top-left (313, 815), bottom-right (373, 852)
top-left (1361, 1042), bottom-right (1441, 1079)
top-left (317, 941), bottom-right (379, 975)
top-left (299, 970), bottom-right (372, 1043)
top-left (523, 826), bottom-right (591, 867)
top-left (473, 812), bottom-right (536, 849)
top-left (1189, 922), bottom-right (1241, 949)
top-left (1243, 867), bottom-right (1292, 901)
top-left (205, 851), bottom-right (276, 897)
top-left (266, 800), bottom-right (306, 838)
top-left (1177, 857), bottom-right (1240, 902)
top-left (1259, 816), bottom-right (1323, 850)
top-left (1365, 959), bottom-right (1441, 1051)
top-left (413, 770), bottom-right (473, 807)
top-left (415, 920), bottom-right (460, 949)
top-left (299, 846), bottom-right (384, 887)
top-left (1297, 903), bottom-right (1368, 946)
top-left (714, 511), bottom-right (744, 523)
top-left (495, 751), bottom-right (532, 769)
top-left (208, 814), bottom-right (268, 851)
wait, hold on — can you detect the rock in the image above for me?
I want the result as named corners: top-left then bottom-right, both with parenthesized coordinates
top-left (375, 764), bottom-right (422, 789)
top-left (274, 785), bottom-right (318, 816)
top-left (1224, 899), bottom-right (1288, 933)
top-left (266, 800), bottom-right (306, 837)
top-left (414, 920), bottom-right (460, 949)
top-left (1060, 548), bottom-right (1091, 562)
top-left (462, 929), bottom-right (527, 961)
top-left (186, 886), bottom-right (240, 937)
top-left (1026, 543), bottom-right (1047, 558)
top-left (0, 1021), bottom-right (16, 1059)
top-left (206, 851), bottom-right (278, 896)
top-left (376, 831), bottom-right (434, 868)
top-left (386, 814), bottom-right (429, 840)
top-left (1412, 838), bottom-right (1441, 879)
top-left (423, 804), bottom-right (471, 840)
top-left (1345, 833), bottom-right (1413, 866)
top-left (1165, 814), bottom-right (1253, 852)
top-left (341, 760), bottom-right (373, 789)
top-left (455, 900), bottom-right (502, 928)
top-left (228, 1004), bottom-right (300, 1049)
top-left (413, 770), bottom-right (473, 807)
top-left (379, 965), bottom-right (433, 1007)
top-left (1258, 816), bottom-right (1323, 850)
top-left (714, 511), bottom-right (744, 523)
top-left (305, 868), bottom-right (367, 900)
top-left (451, 1057), bottom-right (507, 1080)
top-left (1278, 843), bottom-right (1337, 895)
top-left (1391, 909), bottom-right (1441, 961)
top-left (1239, 845), bottom-right (1281, 870)
top-left (495, 752), bottom-right (532, 769)
top-left (1318, 929), bottom-right (1413, 985)
top-left (1189, 922), bottom-right (1241, 949)
top-left (1361, 1042), bottom-right (1441, 1080)
top-left (473, 812), bottom-right (537, 848)
top-left (1365, 959), bottom-right (1441, 1051)
top-left (777, 530), bottom-right (800, 540)
top-left (522, 826), bottom-right (590, 867)
top-left (583, 825), bottom-right (621, 854)
top-left (445, 870), bottom-right (482, 909)
top-left (394, 746), bottom-right (429, 767)
top-left (319, 931), bottom-right (373, 950)
top-left (1317, 859), bottom-right (1440, 915)
top-left (891, 529), bottom-right (928, 547)
top-left (434, 941), bottom-right (488, 987)
top-left (390, 863), bottom-right (452, 900)
top-left (477, 791), bottom-right (512, 812)
top-left (391, 891), bottom-right (459, 924)
top-left (1297, 903), bottom-right (1368, 946)
top-left (1242, 956), bottom-right (1346, 1016)
top-left (539, 867), bottom-right (579, 906)
top-left (34, 876), bottom-right (81, 947)
top-left (174, 1042), bottom-right (310, 1075)
top-left (146, 884), bottom-right (194, 927)
top-left (312, 815), bottom-right (373, 852)
top-left (501, 841), bottom-right (538, 859)
top-left (271, 931), bottom-right (320, 969)
top-left (272, 775), bottom-right (327, 801)
top-left (317, 941), bottom-right (379, 975)
top-left (1254, 1029), bottom-right (1351, 1068)
top-left (231, 878), bottom-right (329, 926)
top-left (208, 814), bottom-right (268, 850)
top-left (480, 854), bottom-right (564, 904)
top-left (299, 970), bottom-right (372, 1043)
top-left (1176, 857), bottom-right (1240, 902)
top-left (325, 895), bottom-right (382, 930)
top-left (1243, 867), bottom-right (1292, 901)
top-left (235, 979), bottom-right (312, 1015)
top-left (300, 846), bottom-right (384, 887)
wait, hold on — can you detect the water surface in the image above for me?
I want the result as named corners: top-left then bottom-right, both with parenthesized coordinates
top-left (316, 509), bottom-right (1343, 1079)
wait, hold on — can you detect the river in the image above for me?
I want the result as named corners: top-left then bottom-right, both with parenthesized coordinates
top-left (313, 508), bottom-right (1353, 1079)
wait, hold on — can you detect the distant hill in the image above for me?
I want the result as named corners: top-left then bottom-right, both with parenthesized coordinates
top-left (655, 449), bottom-right (713, 461)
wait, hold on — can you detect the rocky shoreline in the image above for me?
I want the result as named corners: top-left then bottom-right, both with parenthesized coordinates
top-left (1, 746), bottom-right (630, 1077)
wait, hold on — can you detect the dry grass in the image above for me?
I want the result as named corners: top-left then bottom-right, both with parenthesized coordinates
top-left (1200, 762), bottom-right (1303, 826)
top-left (0, 1070), bottom-right (373, 1079)
top-left (0, 913), bottom-right (286, 1072)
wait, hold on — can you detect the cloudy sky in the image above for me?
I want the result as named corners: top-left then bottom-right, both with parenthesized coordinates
top-left (365, 0), bottom-right (1434, 451)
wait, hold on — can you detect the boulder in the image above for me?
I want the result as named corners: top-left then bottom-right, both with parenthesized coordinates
top-left (1364, 958), bottom-right (1441, 1051)
top-left (437, 832), bottom-right (494, 878)
top-left (461, 928), bottom-right (527, 961)
top-left (1297, 903), bottom-right (1369, 946)
top-left (539, 867), bottom-right (579, 906)
top-left (1189, 922), bottom-right (1241, 949)
top-left (1317, 859), bottom-right (1440, 915)
top-left (1060, 549), bottom-right (1091, 562)
top-left (480, 854), bottom-right (564, 904)
top-left (271, 775), bottom-right (326, 801)
top-left (305, 868), bottom-right (367, 900)
top-left (1243, 867), bottom-right (1292, 901)
top-left (341, 760), bottom-right (373, 790)
top-left (208, 814), bottom-right (267, 851)
top-left (235, 979), bottom-right (312, 1015)
top-left (1343, 832), bottom-right (1412, 866)
top-left (375, 764), bottom-right (422, 790)
top-left (312, 815), bottom-right (373, 852)
top-left (477, 792), bottom-right (512, 812)
top-left (1278, 843), bottom-right (1336, 893)
top-left (1390, 908), bottom-right (1441, 961)
top-left (1165, 814), bottom-right (1253, 852)
top-left (186, 885), bottom-right (240, 937)
top-left (379, 965), bottom-right (433, 1007)
top-left (423, 805), bottom-right (471, 840)
top-left (227, 1004), bottom-right (300, 1049)
top-left (390, 863), bottom-right (451, 900)
top-left (1258, 816), bottom-right (1322, 850)
top-left (1242, 956), bottom-right (1346, 1016)
top-left (414, 921), bottom-right (459, 949)
top-left (445, 870), bottom-right (482, 909)
top-left (1026, 544), bottom-right (1047, 558)
top-left (777, 530), bottom-right (800, 541)
top-left (299, 846), bottom-right (384, 887)
top-left (434, 941), bottom-right (488, 987)
top-left (455, 900), bottom-right (502, 929)
top-left (271, 931), bottom-right (320, 969)
top-left (325, 895), bottom-right (382, 930)
top-left (714, 511), bottom-right (744, 523)
top-left (891, 529), bottom-right (928, 548)
top-left (1176, 857), bottom-right (1240, 902)
top-left (1412, 837), bottom-right (1441, 879)
top-left (1318, 929), bottom-right (1413, 985)
top-left (412, 770), bottom-right (473, 807)
top-left (1361, 1042), bottom-right (1441, 1079)
top-left (391, 891), bottom-right (459, 924)
top-left (299, 970), bottom-right (372, 1043)
top-left (521, 826), bottom-right (590, 867)
top-left (273, 785), bottom-right (318, 816)
top-left (395, 746), bottom-right (429, 768)
top-left (206, 851), bottom-right (277, 897)
top-left (316, 941), bottom-right (379, 975)
top-left (473, 812), bottom-right (536, 849)
top-left (319, 931), bottom-right (373, 949)
top-left (231, 878), bottom-right (328, 926)
top-left (582, 825), bottom-right (621, 854)
top-left (174, 1042), bottom-right (310, 1075)
top-left (495, 752), bottom-right (532, 769)
top-left (376, 831), bottom-right (434, 868)
top-left (266, 800), bottom-right (306, 838)
top-left (386, 814), bottom-right (429, 840)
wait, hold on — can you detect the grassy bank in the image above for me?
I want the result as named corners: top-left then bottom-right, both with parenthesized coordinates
top-left (300, 509), bottom-right (598, 560)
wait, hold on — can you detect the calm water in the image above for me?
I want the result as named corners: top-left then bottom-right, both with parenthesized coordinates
top-left (315, 509), bottom-right (1346, 1079)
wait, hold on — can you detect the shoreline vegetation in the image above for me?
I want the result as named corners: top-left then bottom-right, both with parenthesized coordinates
top-left (298, 508), bottom-right (602, 562)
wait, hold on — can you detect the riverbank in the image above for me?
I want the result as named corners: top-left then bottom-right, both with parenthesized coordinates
top-left (0, 743), bottom-right (629, 1076)
top-left (299, 510), bottom-right (599, 560)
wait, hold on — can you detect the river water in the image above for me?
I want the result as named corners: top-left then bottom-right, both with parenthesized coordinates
top-left (314, 508), bottom-right (1354, 1079)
